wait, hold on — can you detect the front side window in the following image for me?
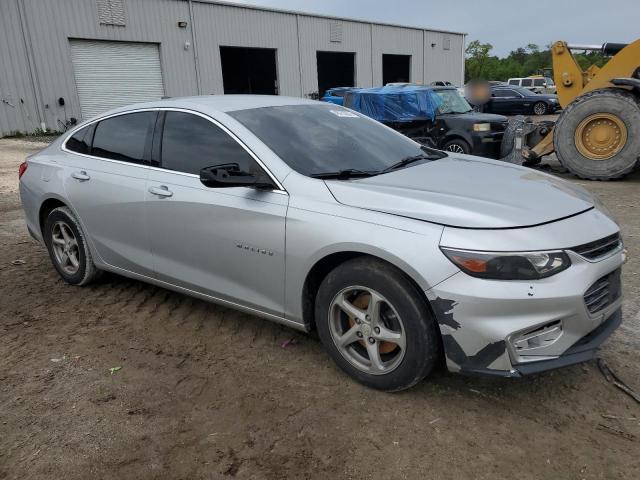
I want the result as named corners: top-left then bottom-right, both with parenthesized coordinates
top-left (92, 112), bottom-right (156, 163)
top-left (66, 125), bottom-right (92, 154)
top-left (534, 78), bottom-right (545, 87)
top-left (160, 111), bottom-right (260, 176)
top-left (230, 104), bottom-right (428, 177)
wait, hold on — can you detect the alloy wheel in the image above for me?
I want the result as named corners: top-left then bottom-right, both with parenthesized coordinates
top-left (446, 143), bottom-right (465, 154)
top-left (328, 286), bottom-right (406, 375)
top-left (534, 102), bottom-right (547, 115)
top-left (51, 221), bottom-right (80, 275)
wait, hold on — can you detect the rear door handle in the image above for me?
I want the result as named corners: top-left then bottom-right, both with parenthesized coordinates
top-left (71, 170), bottom-right (90, 181)
top-left (148, 185), bottom-right (173, 198)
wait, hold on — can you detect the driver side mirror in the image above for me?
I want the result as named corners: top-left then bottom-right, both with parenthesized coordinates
top-left (199, 163), bottom-right (275, 190)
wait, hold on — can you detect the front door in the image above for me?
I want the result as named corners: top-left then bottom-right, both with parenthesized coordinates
top-left (145, 110), bottom-right (288, 317)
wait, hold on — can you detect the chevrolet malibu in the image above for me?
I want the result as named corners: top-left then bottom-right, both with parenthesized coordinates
top-left (19, 96), bottom-right (624, 391)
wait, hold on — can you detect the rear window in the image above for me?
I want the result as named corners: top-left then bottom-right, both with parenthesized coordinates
top-left (65, 125), bottom-right (92, 154)
top-left (92, 112), bottom-right (156, 163)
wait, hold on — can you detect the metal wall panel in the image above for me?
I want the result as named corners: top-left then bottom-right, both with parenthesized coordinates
top-left (297, 16), bottom-right (373, 98)
top-left (371, 24), bottom-right (424, 85)
top-left (0, 0), bottom-right (42, 136)
top-left (192, 3), bottom-right (300, 96)
top-left (17, 0), bottom-right (197, 129)
top-left (424, 31), bottom-right (466, 86)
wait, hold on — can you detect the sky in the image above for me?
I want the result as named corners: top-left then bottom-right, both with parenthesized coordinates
top-left (223, 0), bottom-right (638, 57)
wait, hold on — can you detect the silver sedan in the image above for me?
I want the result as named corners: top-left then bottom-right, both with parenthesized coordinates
top-left (19, 95), bottom-right (624, 390)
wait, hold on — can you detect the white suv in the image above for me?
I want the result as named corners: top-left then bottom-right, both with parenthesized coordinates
top-left (507, 77), bottom-right (556, 94)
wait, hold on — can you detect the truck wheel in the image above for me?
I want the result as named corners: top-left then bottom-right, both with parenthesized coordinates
top-left (443, 138), bottom-right (471, 155)
top-left (555, 89), bottom-right (640, 180)
top-left (315, 257), bottom-right (440, 391)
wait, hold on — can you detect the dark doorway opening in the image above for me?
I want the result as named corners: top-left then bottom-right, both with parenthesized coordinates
top-left (316, 51), bottom-right (355, 98)
top-left (220, 46), bottom-right (278, 95)
top-left (382, 54), bottom-right (411, 85)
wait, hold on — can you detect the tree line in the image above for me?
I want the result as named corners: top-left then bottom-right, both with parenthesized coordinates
top-left (464, 40), bottom-right (609, 83)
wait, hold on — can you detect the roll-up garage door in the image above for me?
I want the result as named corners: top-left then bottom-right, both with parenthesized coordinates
top-left (70, 40), bottom-right (164, 119)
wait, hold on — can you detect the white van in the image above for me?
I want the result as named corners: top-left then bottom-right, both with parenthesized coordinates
top-left (507, 77), bottom-right (556, 94)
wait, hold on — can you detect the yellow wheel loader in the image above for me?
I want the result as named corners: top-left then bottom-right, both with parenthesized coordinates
top-left (502, 40), bottom-right (640, 180)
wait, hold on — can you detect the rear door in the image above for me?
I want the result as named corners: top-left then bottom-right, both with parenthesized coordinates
top-left (145, 110), bottom-right (288, 317)
top-left (62, 111), bottom-right (156, 275)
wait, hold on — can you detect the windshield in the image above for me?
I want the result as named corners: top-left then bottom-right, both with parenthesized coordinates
top-left (434, 89), bottom-right (472, 114)
top-left (230, 104), bottom-right (430, 177)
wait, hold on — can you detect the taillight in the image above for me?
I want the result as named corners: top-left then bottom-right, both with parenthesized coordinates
top-left (18, 161), bottom-right (28, 179)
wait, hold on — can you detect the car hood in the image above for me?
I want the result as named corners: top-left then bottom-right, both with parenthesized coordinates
top-left (325, 156), bottom-right (594, 229)
top-left (438, 112), bottom-right (507, 123)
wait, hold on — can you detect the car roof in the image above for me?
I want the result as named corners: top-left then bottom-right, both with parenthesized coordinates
top-left (95, 95), bottom-right (321, 119)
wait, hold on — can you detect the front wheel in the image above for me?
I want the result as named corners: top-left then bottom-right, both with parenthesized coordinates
top-left (315, 258), bottom-right (441, 391)
top-left (533, 102), bottom-right (548, 116)
top-left (443, 138), bottom-right (471, 155)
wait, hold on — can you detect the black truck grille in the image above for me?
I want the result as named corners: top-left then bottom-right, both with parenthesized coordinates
top-left (584, 269), bottom-right (621, 315)
top-left (571, 233), bottom-right (621, 260)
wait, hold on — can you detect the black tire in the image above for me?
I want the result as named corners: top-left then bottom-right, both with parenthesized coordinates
top-left (43, 206), bottom-right (100, 285)
top-left (533, 101), bottom-right (547, 116)
top-left (555, 89), bottom-right (640, 180)
top-left (315, 257), bottom-right (440, 391)
top-left (443, 138), bottom-right (471, 155)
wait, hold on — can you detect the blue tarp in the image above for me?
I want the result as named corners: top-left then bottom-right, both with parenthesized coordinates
top-left (343, 85), bottom-right (443, 123)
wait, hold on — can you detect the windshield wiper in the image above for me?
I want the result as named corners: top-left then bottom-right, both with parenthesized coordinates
top-left (310, 168), bottom-right (377, 180)
top-left (377, 150), bottom-right (444, 175)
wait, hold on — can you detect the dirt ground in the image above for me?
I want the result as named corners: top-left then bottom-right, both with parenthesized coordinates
top-left (1, 137), bottom-right (639, 480)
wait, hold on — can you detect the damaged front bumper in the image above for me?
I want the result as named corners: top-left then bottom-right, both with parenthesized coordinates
top-left (427, 247), bottom-right (624, 378)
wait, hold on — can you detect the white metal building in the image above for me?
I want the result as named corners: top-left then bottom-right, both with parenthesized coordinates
top-left (0, 0), bottom-right (466, 136)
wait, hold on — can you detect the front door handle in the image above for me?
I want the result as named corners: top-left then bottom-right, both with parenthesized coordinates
top-left (148, 185), bottom-right (173, 198)
top-left (71, 170), bottom-right (90, 181)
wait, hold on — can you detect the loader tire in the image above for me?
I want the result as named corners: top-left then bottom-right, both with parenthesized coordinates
top-left (554, 89), bottom-right (640, 180)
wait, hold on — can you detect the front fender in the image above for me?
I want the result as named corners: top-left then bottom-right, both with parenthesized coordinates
top-left (283, 201), bottom-right (458, 323)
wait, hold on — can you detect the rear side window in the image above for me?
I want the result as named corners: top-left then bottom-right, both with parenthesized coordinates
top-left (493, 89), bottom-right (515, 97)
top-left (508, 79), bottom-right (519, 85)
top-left (65, 125), bottom-right (92, 154)
top-left (521, 78), bottom-right (533, 87)
top-left (160, 111), bottom-right (260, 176)
top-left (92, 112), bottom-right (156, 163)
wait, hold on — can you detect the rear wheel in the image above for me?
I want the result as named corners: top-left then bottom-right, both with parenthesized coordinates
top-left (555, 89), bottom-right (640, 180)
top-left (315, 257), bottom-right (440, 391)
top-left (43, 206), bottom-right (100, 285)
top-left (443, 138), bottom-right (471, 155)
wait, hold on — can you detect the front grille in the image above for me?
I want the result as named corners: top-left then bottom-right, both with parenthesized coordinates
top-left (570, 233), bottom-right (621, 260)
top-left (583, 269), bottom-right (621, 315)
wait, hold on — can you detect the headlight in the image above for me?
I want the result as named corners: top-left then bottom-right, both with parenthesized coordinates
top-left (473, 123), bottom-right (491, 132)
top-left (440, 247), bottom-right (571, 280)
